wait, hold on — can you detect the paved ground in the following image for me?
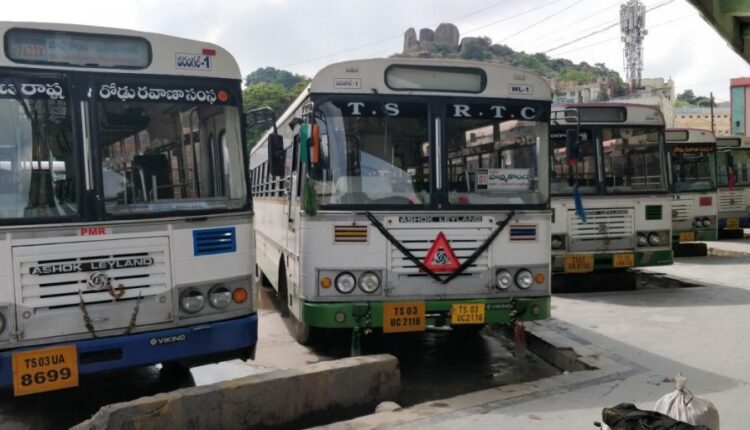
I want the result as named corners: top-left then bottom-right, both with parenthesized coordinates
top-left (324, 239), bottom-right (750, 429)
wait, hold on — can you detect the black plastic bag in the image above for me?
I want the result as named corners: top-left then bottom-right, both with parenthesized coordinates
top-left (600, 403), bottom-right (712, 430)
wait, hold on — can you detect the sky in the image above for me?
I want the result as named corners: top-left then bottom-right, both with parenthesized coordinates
top-left (2, 0), bottom-right (748, 101)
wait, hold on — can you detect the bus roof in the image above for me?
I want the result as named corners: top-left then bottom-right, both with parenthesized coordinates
top-left (0, 22), bottom-right (240, 80)
top-left (665, 128), bottom-right (716, 144)
top-left (309, 58), bottom-right (552, 100)
top-left (551, 102), bottom-right (665, 127)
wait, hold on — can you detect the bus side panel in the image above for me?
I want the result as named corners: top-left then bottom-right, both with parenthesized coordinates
top-left (254, 199), bottom-right (288, 291)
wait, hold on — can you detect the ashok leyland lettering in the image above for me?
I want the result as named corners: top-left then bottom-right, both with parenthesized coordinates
top-left (665, 129), bottom-right (718, 246)
top-left (716, 136), bottom-right (750, 239)
top-left (549, 104), bottom-right (673, 274)
top-left (0, 23), bottom-right (256, 396)
top-left (250, 58), bottom-right (552, 348)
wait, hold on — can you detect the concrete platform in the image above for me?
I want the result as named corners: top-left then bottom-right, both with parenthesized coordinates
top-left (322, 242), bottom-right (750, 429)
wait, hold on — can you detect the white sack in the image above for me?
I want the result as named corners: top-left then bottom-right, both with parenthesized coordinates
top-left (654, 374), bottom-right (719, 430)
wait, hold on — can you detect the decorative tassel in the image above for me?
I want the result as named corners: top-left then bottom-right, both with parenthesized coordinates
top-left (302, 177), bottom-right (317, 216)
top-left (513, 321), bottom-right (527, 357)
top-left (573, 183), bottom-right (587, 223)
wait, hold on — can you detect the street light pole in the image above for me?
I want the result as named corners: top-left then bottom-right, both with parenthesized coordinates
top-left (710, 92), bottom-right (715, 133)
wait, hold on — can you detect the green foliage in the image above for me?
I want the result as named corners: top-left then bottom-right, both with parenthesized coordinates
top-left (460, 37), bottom-right (492, 61)
top-left (242, 70), bottom-right (310, 148)
top-left (677, 89), bottom-right (714, 107)
top-left (245, 67), bottom-right (306, 89)
top-left (560, 69), bottom-right (598, 85)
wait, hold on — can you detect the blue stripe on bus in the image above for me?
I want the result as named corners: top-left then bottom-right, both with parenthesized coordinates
top-left (0, 314), bottom-right (258, 388)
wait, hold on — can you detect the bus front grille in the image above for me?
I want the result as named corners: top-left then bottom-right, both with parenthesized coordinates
top-left (13, 237), bottom-right (173, 340)
top-left (671, 201), bottom-right (693, 222)
top-left (719, 190), bottom-right (746, 212)
top-left (387, 228), bottom-right (490, 276)
top-left (568, 208), bottom-right (634, 240)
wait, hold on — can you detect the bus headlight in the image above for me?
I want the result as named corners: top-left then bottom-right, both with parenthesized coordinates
top-left (648, 232), bottom-right (661, 246)
top-left (208, 285), bottom-right (232, 309)
top-left (358, 271), bottom-right (381, 294)
top-left (180, 288), bottom-right (206, 314)
top-left (495, 270), bottom-right (513, 290)
top-left (637, 233), bottom-right (648, 246)
top-left (515, 269), bottom-right (534, 289)
top-left (551, 235), bottom-right (565, 250)
top-left (694, 218), bottom-right (703, 228)
top-left (702, 217), bottom-right (712, 227)
top-left (335, 272), bottom-right (357, 294)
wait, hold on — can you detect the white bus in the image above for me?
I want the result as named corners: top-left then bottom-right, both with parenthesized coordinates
top-left (549, 103), bottom-right (673, 274)
top-left (0, 23), bottom-right (255, 396)
top-left (665, 128), bottom-right (718, 246)
top-left (716, 136), bottom-right (750, 238)
top-left (250, 58), bottom-right (552, 346)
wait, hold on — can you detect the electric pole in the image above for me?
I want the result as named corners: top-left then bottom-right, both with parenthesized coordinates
top-left (620, 0), bottom-right (647, 94)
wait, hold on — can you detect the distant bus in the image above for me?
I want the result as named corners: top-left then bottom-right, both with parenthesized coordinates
top-left (716, 136), bottom-right (750, 238)
top-left (549, 103), bottom-right (673, 274)
top-left (0, 22), bottom-right (255, 396)
top-left (250, 58), bottom-right (552, 345)
top-left (664, 129), bottom-right (718, 245)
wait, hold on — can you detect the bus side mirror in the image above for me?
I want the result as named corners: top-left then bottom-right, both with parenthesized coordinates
top-left (565, 129), bottom-right (579, 162)
top-left (267, 134), bottom-right (285, 177)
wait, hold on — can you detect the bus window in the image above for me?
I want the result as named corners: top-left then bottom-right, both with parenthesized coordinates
top-left (313, 99), bottom-right (430, 205)
top-left (445, 101), bottom-right (548, 206)
top-left (0, 76), bottom-right (77, 220)
top-left (601, 127), bottom-right (665, 193)
top-left (549, 128), bottom-right (597, 195)
top-left (97, 87), bottom-right (246, 214)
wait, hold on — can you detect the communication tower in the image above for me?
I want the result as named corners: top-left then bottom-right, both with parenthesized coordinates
top-left (620, 0), bottom-right (647, 92)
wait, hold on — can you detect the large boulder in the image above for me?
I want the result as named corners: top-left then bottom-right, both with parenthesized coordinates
top-left (403, 27), bottom-right (418, 53)
top-left (435, 23), bottom-right (460, 48)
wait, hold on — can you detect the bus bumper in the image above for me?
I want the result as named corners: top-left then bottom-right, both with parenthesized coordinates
top-left (718, 217), bottom-right (750, 229)
top-left (671, 228), bottom-right (718, 242)
top-left (302, 296), bottom-right (550, 329)
top-left (551, 249), bottom-right (673, 273)
top-left (0, 313), bottom-right (258, 388)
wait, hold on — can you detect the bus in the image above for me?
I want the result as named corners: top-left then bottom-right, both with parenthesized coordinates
top-left (716, 136), bottom-right (750, 238)
top-left (250, 58), bottom-right (552, 346)
top-left (664, 128), bottom-right (718, 250)
top-left (549, 103), bottom-right (672, 274)
top-left (0, 23), bottom-right (255, 396)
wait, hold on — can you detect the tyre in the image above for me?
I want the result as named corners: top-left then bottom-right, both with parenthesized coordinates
top-left (292, 313), bottom-right (321, 346)
top-left (278, 263), bottom-right (290, 318)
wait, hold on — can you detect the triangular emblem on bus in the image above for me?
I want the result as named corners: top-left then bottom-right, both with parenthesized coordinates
top-left (423, 232), bottom-right (460, 273)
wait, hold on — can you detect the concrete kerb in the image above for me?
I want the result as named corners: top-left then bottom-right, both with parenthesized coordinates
top-left (72, 354), bottom-right (400, 430)
top-left (316, 321), bottom-right (637, 430)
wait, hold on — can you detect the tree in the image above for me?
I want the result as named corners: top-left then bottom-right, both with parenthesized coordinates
top-left (245, 67), bottom-right (307, 89)
top-left (677, 89), bottom-right (696, 104)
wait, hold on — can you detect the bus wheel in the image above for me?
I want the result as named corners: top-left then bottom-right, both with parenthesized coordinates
top-left (277, 263), bottom-right (290, 318)
top-left (293, 315), bottom-right (321, 346)
top-left (451, 324), bottom-right (486, 335)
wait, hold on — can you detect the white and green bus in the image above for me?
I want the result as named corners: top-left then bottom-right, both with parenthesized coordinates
top-left (665, 128), bottom-right (718, 245)
top-left (716, 136), bottom-right (750, 238)
top-left (250, 58), bottom-right (552, 346)
top-left (549, 103), bottom-right (673, 274)
top-left (0, 22), bottom-right (256, 396)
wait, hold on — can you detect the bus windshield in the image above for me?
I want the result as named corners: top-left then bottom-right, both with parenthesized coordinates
top-left (313, 99), bottom-right (430, 205)
top-left (96, 82), bottom-right (247, 215)
top-left (0, 75), bottom-right (78, 220)
top-left (717, 148), bottom-right (750, 187)
top-left (601, 127), bottom-right (665, 193)
top-left (550, 128), bottom-right (597, 195)
top-left (669, 147), bottom-right (716, 192)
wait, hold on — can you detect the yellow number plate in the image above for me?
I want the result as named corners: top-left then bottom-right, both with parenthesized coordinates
top-left (613, 253), bottom-right (635, 268)
top-left (383, 302), bottom-right (426, 333)
top-left (726, 218), bottom-right (740, 229)
top-left (12, 345), bottom-right (78, 396)
top-left (564, 255), bottom-right (594, 273)
top-left (679, 231), bottom-right (695, 242)
top-left (451, 303), bottom-right (486, 325)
